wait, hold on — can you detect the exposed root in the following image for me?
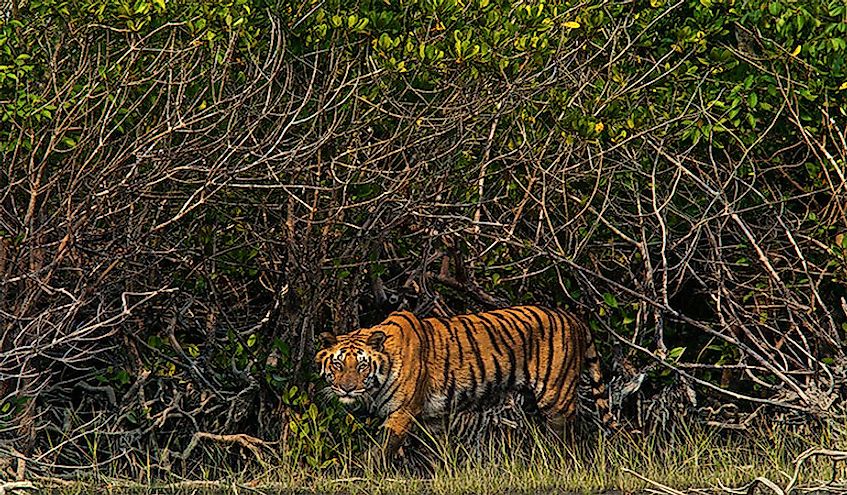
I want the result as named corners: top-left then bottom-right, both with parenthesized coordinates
top-left (622, 467), bottom-right (689, 495)
top-left (170, 432), bottom-right (277, 467)
top-left (719, 448), bottom-right (847, 495)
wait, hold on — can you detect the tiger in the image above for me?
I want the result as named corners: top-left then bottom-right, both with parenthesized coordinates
top-left (314, 305), bottom-right (617, 460)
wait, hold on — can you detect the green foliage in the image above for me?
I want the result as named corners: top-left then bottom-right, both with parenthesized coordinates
top-left (279, 385), bottom-right (372, 469)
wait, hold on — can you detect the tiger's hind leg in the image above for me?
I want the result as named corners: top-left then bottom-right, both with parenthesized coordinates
top-left (544, 401), bottom-right (578, 444)
top-left (536, 385), bottom-right (579, 441)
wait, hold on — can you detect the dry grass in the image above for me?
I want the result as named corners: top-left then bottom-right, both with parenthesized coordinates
top-left (31, 420), bottom-right (847, 495)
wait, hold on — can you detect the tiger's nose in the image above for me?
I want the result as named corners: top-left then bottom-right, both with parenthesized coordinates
top-left (340, 383), bottom-right (357, 393)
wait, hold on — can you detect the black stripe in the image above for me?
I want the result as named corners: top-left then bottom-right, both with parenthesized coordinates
top-left (478, 313), bottom-right (507, 350)
top-left (395, 313), bottom-right (424, 346)
top-left (459, 317), bottom-right (487, 399)
top-left (543, 360), bottom-right (575, 414)
top-left (475, 313), bottom-right (504, 357)
top-left (375, 352), bottom-right (391, 392)
top-left (486, 313), bottom-right (519, 390)
top-left (545, 315), bottom-right (577, 412)
top-left (560, 313), bottom-right (587, 408)
top-left (526, 306), bottom-right (548, 340)
top-left (375, 373), bottom-right (403, 412)
top-left (537, 307), bottom-right (564, 402)
top-left (509, 307), bottom-right (540, 331)
top-left (487, 312), bottom-right (518, 347)
top-left (407, 317), bottom-right (427, 389)
top-left (492, 358), bottom-right (504, 394)
top-left (523, 307), bottom-right (545, 392)
top-left (560, 365), bottom-right (581, 411)
top-left (588, 360), bottom-right (604, 385)
top-left (392, 312), bottom-right (418, 330)
top-left (420, 318), bottom-right (434, 355)
top-left (452, 317), bottom-right (465, 365)
top-left (565, 312), bottom-right (588, 354)
top-left (461, 366), bottom-right (477, 405)
top-left (446, 372), bottom-right (457, 410)
top-left (476, 316), bottom-right (506, 402)
top-left (522, 306), bottom-right (553, 400)
top-left (526, 306), bottom-right (553, 339)
top-left (449, 317), bottom-right (470, 404)
top-left (375, 314), bottom-right (416, 411)
top-left (560, 324), bottom-right (584, 405)
top-left (488, 311), bottom-right (526, 349)
top-left (496, 310), bottom-right (529, 379)
top-left (503, 310), bottom-right (533, 387)
top-left (502, 308), bottom-right (532, 339)
top-left (440, 320), bottom-right (452, 398)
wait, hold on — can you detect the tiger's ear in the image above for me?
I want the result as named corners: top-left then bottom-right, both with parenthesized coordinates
top-left (318, 332), bottom-right (337, 348)
top-left (367, 331), bottom-right (387, 352)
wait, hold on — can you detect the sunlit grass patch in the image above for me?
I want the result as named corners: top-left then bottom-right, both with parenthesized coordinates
top-left (35, 420), bottom-right (847, 495)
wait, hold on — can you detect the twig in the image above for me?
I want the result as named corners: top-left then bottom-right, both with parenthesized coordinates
top-left (622, 467), bottom-right (689, 495)
top-left (0, 481), bottom-right (36, 495)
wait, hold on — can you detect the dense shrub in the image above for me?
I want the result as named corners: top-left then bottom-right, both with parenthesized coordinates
top-left (0, 0), bottom-right (845, 478)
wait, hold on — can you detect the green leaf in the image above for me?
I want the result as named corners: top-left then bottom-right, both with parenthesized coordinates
top-left (746, 113), bottom-right (756, 128)
top-left (134, 0), bottom-right (150, 14)
top-left (603, 293), bottom-right (618, 308)
top-left (668, 346), bottom-right (686, 361)
top-left (379, 33), bottom-right (392, 50)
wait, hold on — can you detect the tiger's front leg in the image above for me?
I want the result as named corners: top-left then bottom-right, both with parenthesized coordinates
top-left (369, 409), bottom-right (415, 466)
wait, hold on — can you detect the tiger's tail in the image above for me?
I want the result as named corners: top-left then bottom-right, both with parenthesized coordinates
top-left (584, 332), bottom-right (619, 432)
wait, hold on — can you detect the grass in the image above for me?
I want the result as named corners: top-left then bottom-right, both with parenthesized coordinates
top-left (34, 419), bottom-right (847, 495)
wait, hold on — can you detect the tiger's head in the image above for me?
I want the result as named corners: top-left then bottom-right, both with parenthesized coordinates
top-left (314, 329), bottom-right (389, 405)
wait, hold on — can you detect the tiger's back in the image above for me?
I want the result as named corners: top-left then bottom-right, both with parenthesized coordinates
top-left (316, 305), bottom-right (616, 459)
